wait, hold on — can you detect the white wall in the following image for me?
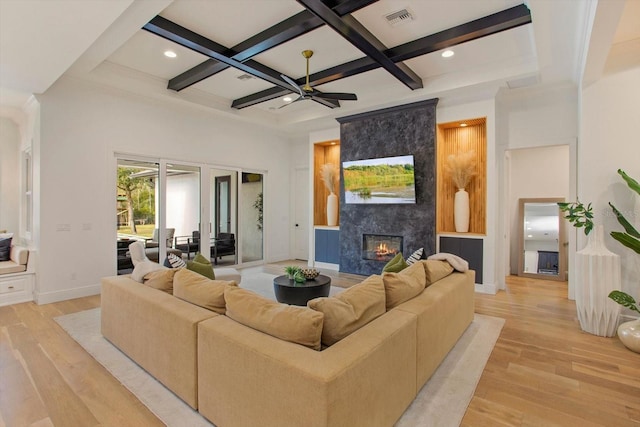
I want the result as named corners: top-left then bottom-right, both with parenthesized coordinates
top-left (507, 145), bottom-right (570, 274)
top-left (496, 84), bottom-right (578, 290)
top-left (0, 117), bottom-right (20, 234)
top-left (35, 76), bottom-right (292, 303)
top-left (580, 66), bottom-right (640, 314)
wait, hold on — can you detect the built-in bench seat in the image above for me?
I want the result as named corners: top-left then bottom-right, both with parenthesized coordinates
top-left (0, 245), bottom-right (35, 306)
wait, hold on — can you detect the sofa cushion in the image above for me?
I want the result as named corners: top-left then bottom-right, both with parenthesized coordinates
top-left (143, 268), bottom-right (177, 294)
top-left (131, 260), bottom-right (167, 283)
top-left (382, 261), bottom-right (427, 310)
top-left (224, 286), bottom-right (324, 350)
top-left (382, 252), bottom-right (407, 273)
top-left (173, 268), bottom-right (235, 314)
top-left (421, 260), bottom-right (455, 286)
top-left (186, 253), bottom-right (215, 279)
top-left (0, 233), bottom-right (13, 261)
top-left (308, 274), bottom-right (386, 346)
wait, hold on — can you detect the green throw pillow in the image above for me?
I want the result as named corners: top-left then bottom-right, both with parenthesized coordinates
top-left (186, 253), bottom-right (215, 279)
top-left (382, 252), bottom-right (407, 273)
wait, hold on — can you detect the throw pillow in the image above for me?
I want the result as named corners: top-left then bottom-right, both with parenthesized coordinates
top-left (131, 260), bottom-right (167, 283)
top-left (164, 253), bottom-right (186, 269)
top-left (143, 268), bottom-right (177, 294)
top-left (224, 286), bottom-right (324, 351)
top-left (173, 268), bottom-right (235, 314)
top-left (382, 252), bottom-right (408, 273)
top-left (405, 247), bottom-right (424, 265)
top-left (0, 233), bottom-right (13, 262)
top-left (421, 260), bottom-right (455, 286)
top-left (382, 261), bottom-right (427, 310)
top-left (427, 252), bottom-right (469, 272)
top-left (308, 274), bottom-right (386, 346)
top-left (186, 253), bottom-right (215, 280)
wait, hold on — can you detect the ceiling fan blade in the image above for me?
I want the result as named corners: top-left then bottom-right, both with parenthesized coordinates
top-left (313, 92), bottom-right (358, 101)
top-left (280, 74), bottom-right (303, 97)
top-left (277, 95), bottom-right (303, 109)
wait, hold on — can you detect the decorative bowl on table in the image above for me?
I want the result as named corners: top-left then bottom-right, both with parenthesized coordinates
top-left (300, 268), bottom-right (320, 280)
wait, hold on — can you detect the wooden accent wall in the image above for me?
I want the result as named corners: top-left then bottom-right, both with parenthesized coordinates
top-left (314, 141), bottom-right (340, 226)
top-left (436, 119), bottom-right (487, 234)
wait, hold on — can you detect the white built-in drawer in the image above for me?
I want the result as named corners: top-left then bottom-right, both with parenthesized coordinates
top-left (0, 277), bottom-right (27, 294)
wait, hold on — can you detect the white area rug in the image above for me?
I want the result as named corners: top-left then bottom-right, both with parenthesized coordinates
top-left (55, 279), bottom-right (503, 427)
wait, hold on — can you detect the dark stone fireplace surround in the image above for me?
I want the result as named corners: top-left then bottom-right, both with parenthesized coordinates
top-left (336, 99), bottom-right (438, 276)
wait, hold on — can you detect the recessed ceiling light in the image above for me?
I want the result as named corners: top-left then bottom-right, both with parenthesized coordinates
top-left (441, 50), bottom-right (454, 58)
top-left (164, 50), bottom-right (177, 58)
top-left (460, 123), bottom-right (467, 127)
top-left (283, 96), bottom-right (292, 102)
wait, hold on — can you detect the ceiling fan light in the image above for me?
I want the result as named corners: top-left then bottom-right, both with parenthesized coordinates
top-left (441, 50), bottom-right (454, 58)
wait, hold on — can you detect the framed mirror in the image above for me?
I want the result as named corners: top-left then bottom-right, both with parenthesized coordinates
top-left (518, 198), bottom-right (566, 281)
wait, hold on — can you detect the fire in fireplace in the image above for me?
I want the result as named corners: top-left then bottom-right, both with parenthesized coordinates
top-left (362, 234), bottom-right (403, 262)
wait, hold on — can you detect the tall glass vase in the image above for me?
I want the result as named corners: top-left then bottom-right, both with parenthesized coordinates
top-left (454, 188), bottom-right (469, 232)
top-left (574, 224), bottom-right (621, 337)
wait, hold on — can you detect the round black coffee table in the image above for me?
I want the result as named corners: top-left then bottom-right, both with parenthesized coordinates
top-left (273, 274), bottom-right (332, 306)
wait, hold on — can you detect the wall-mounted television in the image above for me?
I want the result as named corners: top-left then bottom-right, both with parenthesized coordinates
top-left (342, 154), bottom-right (416, 204)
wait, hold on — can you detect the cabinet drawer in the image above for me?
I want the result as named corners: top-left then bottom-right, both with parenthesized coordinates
top-left (0, 277), bottom-right (28, 294)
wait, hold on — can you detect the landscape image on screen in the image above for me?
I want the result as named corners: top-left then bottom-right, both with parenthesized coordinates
top-left (342, 155), bottom-right (416, 204)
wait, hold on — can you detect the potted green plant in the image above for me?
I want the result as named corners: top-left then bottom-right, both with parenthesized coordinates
top-left (284, 266), bottom-right (301, 280)
top-left (557, 200), bottom-right (594, 235)
top-left (606, 169), bottom-right (640, 353)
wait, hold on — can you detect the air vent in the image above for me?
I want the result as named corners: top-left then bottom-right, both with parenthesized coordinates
top-left (236, 74), bottom-right (253, 81)
top-left (384, 8), bottom-right (414, 27)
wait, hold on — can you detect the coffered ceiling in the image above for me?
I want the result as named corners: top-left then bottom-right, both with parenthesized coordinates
top-left (1, 0), bottom-right (638, 133)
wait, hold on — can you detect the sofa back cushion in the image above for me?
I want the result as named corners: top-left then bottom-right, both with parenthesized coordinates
top-left (143, 268), bottom-right (177, 293)
top-left (224, 286), bottom-right (324, 350)
top-left (173, 268), bottom-right (236, 314)
top-left (308, 274), bottom-right (386, 346)
top-left (422, 260), bottom-right (455, 286)
top-left (382, 261), bottom-right (427, 310)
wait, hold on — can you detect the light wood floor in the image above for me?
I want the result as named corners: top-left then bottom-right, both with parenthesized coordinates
top-left (0, 268), bottom-right (638, 427)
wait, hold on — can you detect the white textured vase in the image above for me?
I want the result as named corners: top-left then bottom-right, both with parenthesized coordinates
top-left (618, 319), bottom-right (640, 353)
top-left (574, 225), bottom-right (621, 337)
top-left (327, 192), bottom-right (338, 226)
top-left (454, 188), bottom-right (470, 233)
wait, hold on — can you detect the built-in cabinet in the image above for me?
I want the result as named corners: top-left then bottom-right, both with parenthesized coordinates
top-left (315, 227), bottom-right (340, 265)
top-left (438, 234), bottom-right (484, 283)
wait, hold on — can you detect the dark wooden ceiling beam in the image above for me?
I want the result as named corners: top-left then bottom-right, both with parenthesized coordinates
top-left (144, 16), bottom-right (296, 92)
top-left (232, 4), bottom-right (531, 109)
top-left (167, 0), bottom-right (379, 91)
top-left (297, 0), bottom-right (423, 90)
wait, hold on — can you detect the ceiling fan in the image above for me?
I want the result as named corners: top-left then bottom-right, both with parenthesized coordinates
top-left (280, 50), bottom-right (358, 108)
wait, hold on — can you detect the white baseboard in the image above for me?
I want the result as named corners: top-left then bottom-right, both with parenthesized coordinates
top-left (313, 261), bottom-right (339, 271)
top-left (475, 282), bottom-right (497, 295)
top-left (35, 283), bottom-right (101, 305)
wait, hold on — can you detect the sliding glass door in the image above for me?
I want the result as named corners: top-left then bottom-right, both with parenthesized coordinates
top-left (116, 156), bottom-right (263, 272)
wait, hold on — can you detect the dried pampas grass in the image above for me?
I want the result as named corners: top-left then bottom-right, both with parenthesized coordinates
top-left (445, 151), bottom-right (476, 189)
top-left (320, 163), bottom-right (338, 194)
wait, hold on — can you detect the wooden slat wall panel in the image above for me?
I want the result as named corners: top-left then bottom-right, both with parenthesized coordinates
top-left (313, 142), bottom-right (340, 226)
top-left (436, 121), bottom-right (486, 234)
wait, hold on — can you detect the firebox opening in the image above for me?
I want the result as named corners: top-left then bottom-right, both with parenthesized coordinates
top-left (362, 234), bottom-right (403, 262)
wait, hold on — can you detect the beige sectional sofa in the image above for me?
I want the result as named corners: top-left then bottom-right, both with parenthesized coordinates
top-left (101, 260), bottom-right (475, 427)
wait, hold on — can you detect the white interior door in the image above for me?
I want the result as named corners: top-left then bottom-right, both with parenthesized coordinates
top-left (294, 167), bottom-right (309, 260)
